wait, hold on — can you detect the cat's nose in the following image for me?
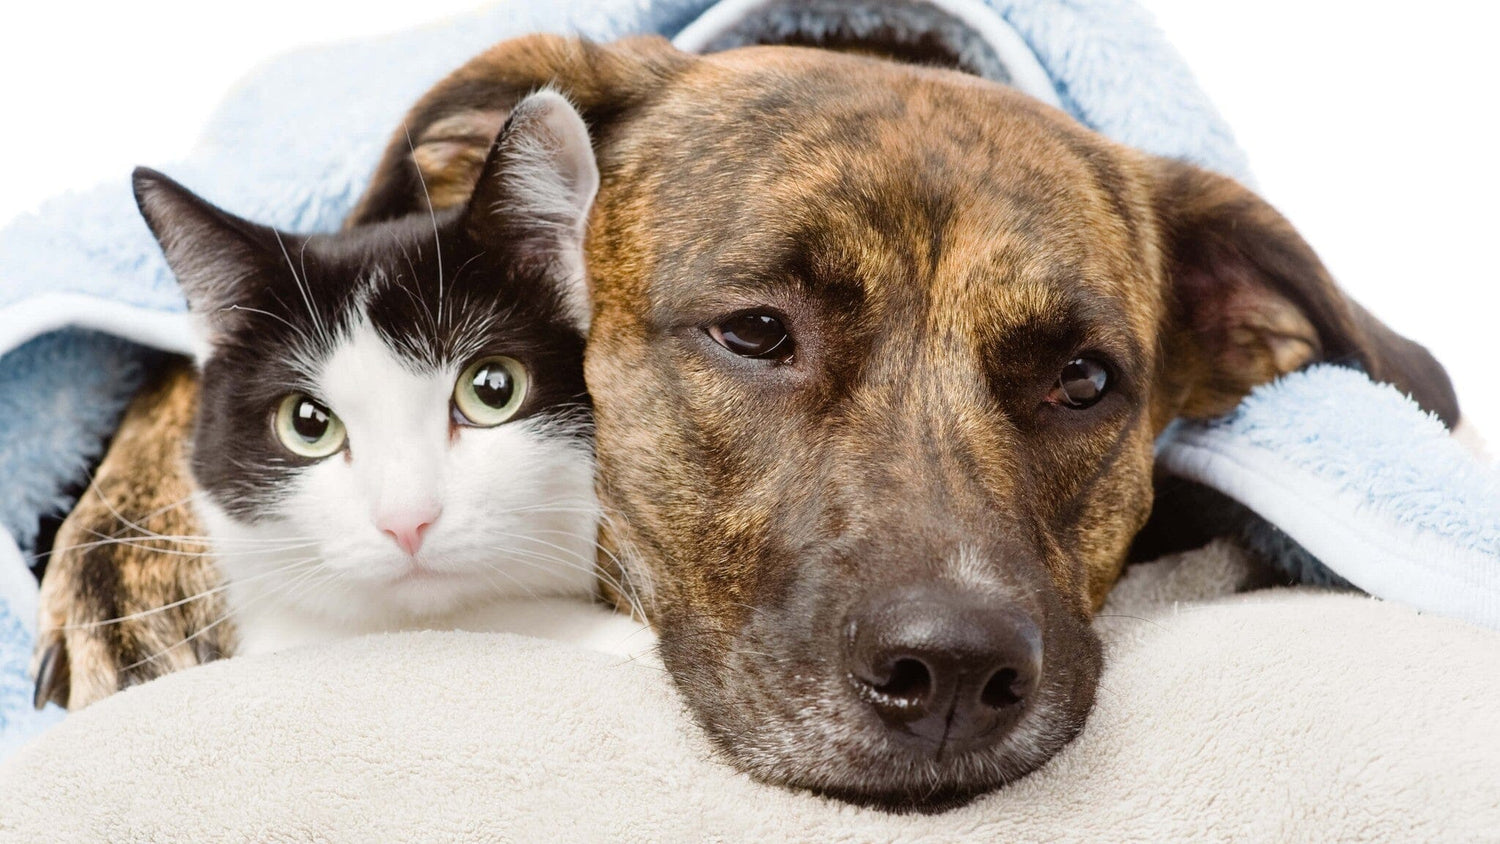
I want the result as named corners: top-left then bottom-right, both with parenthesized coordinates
top-left (376, 505), bottom-right (442, 556)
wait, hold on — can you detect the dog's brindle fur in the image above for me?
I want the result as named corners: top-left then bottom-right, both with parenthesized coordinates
top-left (32, 359), bottom-right (230, 710)
top-left (37, 36), bottom-right (1457, 807)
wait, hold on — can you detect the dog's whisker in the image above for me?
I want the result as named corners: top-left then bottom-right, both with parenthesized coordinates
top-left (1093, 613), bottom-right (1169, 632)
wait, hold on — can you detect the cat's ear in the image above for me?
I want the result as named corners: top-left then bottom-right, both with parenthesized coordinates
top-left (132, 167), bottom-right (278, 339)
top-left (463, 90), bottom-right (599, 332)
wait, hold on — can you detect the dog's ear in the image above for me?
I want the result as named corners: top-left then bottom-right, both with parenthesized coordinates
top-left (1151, 159), bottom-right (1459, 427)
top-left (348, 34), bottom-right (683, 227)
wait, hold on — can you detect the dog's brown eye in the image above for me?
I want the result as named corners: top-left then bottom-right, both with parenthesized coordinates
top-left (708, 313), bottom-right (794, 361)
top-left (1050, 358), bottom-right (1109, 408)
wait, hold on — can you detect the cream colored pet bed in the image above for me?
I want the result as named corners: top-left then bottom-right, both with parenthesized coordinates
top-left (3, 543), bottom-right (1496, 842)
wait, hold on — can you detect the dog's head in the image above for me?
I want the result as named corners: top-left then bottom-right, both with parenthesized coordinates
top-left (354, 35), bottom-right (1458, 809)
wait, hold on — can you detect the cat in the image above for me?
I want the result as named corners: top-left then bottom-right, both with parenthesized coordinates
top-left (129, 90), bottom-right (646, 657)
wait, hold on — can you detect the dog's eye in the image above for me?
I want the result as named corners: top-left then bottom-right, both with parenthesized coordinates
top-left (1049, 358), bottom-right (1109, 408)
top-left (708, 313), bottom-right (794, 361)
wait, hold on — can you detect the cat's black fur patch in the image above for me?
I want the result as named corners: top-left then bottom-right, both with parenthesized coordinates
top-left (133, 146), bottom-right (590, 523)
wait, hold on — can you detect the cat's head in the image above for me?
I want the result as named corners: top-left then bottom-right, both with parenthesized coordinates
top-left (133, 91), bottom-right (601, 623)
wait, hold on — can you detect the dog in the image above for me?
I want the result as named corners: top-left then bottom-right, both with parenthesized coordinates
top-left (37, 35), bottom-right (1457, 809)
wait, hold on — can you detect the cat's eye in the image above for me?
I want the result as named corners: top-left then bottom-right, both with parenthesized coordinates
top-left (708, 312), bottom-right (794, 361)
top-left (274, 394), bottom-right (346, 458)
top-left (454, 356), bottom-right (529, 426)
top-left (1048, 358), bottom-right (1110, 409)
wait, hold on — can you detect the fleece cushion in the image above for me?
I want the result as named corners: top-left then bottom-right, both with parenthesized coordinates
top-left (3, 542), bottom-right (1496, 841)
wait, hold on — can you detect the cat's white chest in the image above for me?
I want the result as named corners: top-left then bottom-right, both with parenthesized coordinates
top-left (234, 597), bottom-right (655, 660)
top-left (233, 610), bottom-right (343, 657)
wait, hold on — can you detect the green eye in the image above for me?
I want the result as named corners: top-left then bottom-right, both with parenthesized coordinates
top-left (274, 393), bottom-right (346, 458)
top-left (454, 356), bottom-right (529, 427)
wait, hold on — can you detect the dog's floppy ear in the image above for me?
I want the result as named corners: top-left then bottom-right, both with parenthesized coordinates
top-left (1151, 159), bottom-right (1459, 427)
top-left (348, 34), bottom-right (683, 227)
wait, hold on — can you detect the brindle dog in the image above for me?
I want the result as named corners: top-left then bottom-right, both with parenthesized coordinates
top-left (36, 36), bottom-right (1456, 809)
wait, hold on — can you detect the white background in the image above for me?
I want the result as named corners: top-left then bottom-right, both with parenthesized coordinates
top-left (2, 1), bottom-right (1496, 432)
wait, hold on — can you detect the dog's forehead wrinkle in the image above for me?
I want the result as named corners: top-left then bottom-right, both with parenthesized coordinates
top-left (577, 47), bottom-right (1166, 805)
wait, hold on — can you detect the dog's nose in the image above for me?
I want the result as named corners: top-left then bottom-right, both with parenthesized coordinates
top-left (847, 586), bottom-right (1042, 749)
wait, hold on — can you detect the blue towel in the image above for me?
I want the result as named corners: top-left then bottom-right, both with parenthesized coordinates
top-left (4, 0), bottom-right (1488, 759)
top-left (1156, 366), bottom-right (1500, 630)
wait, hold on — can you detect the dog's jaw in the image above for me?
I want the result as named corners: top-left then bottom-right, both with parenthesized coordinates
top-left (652, 554), bottom-right (1104, 810)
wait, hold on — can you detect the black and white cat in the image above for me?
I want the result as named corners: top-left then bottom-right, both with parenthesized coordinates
top-left (134, 92), bottom-right (646, 656)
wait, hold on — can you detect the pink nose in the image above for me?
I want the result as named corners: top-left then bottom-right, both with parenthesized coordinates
top-left (376, 506), bottom-right (441, 556)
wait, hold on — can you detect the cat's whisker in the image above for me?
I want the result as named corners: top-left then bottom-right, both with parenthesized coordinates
top-left (116, 559), bottom-right (327, 674)
top-left (522, 526), bottom-right (654, 620)
top-left (298, 238), bottom-right (317, 326)
top-left (489, 503), bottom-right (601, 517)
top-left (403, 122), bottom-right (446, 330)
top-left (451, 252), bottom-right (483, 286)
top-left (474, 560), bottom-right (545, 604)
top-left (394, 269), bottom-right (440, 348)
top-left (76, 526), bottom-right (319, 547)
top-left (483, 535), bottom-right (648, 623)
top-left (76, 468), bottom-right (193, 550)
top-left (225, 304), bottom-right (317, 352)
top-left (480, 529), bottom-right (597, 567)
top-left (62, 556), bottom-right (320, 631)
top-left (51, 537), bottom-right (214, 560)
top-left (62, 527), bottom-right (318, 553)
top-left (116, 489), bottom-right (211, 525)
top-left (557, 502), bottom-right (659, 618)
top-left (474, 541), bottom-right (616, 599)
top-left (273, 228), bottom-right (332, 350)
top-left (38, 506), bottom-right (318, 561)
top-left (389, 237), bottom-right (443, 345)
top-left (62, 504), bottom-right (318, 546)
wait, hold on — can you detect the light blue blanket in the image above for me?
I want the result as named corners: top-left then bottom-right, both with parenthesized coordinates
top-left (2, 0), bottom-right (1493, 758)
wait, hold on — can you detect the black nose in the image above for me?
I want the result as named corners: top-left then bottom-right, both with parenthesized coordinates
top-left (847, 586), bottom-right (1042, 749)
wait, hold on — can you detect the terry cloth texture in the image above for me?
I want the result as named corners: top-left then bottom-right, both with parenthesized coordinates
top-left (1157, 365), bottom-right (1500, 631)
top-left (2, 542), bottom-right (1497, 841)
top-left (0, 0), bottom-right (1254, 756)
